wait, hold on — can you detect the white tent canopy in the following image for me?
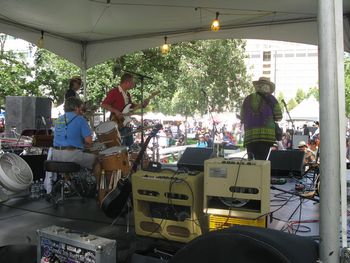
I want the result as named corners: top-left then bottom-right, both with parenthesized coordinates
top-left (0, 0), bottom-right (349, 69)
top-left (283, 97), bottom-right (319, 122)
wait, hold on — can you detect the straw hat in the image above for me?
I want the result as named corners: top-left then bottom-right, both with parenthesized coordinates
top-left (253, 77), bottom-right (275, 93)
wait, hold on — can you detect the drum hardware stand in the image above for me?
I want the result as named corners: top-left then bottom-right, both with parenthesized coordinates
top-left (151, 136), bottom-right (160, 162)
top-left (110, 193), bottom-right (133, 234)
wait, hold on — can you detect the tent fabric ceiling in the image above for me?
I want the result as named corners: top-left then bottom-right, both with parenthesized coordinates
top-left (0, 0), bottom-right (349, 68)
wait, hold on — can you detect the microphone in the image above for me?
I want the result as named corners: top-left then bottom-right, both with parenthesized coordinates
top-left (281, 99), bottom-right (287, 108)
top-left (201, 88), bottom-right (207, 96)
top-left (41, 116), bottom-right (47, 127)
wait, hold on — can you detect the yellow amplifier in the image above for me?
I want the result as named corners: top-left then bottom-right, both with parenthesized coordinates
top-left (132, 170), bottom-right (206, 243)
top-left (204, 158), bottom-right (270, 219)
top-left (209, 214), bottom-right (267, 231)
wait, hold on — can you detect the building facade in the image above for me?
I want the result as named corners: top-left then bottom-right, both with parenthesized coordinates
top-left (244, 39), bottom-right (319, 101)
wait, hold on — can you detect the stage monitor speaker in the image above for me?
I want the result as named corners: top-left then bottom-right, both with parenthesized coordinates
top-left (5, 96), bottom-right (51, 135)
top-left (268, 150), bottom-right (305, 177)
top-left (177, 147), bottom-right (213, 171)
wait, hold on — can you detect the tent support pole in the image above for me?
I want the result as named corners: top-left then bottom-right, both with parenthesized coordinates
top-left (318, 0), bottom-right (346, 262)
top-left (81, 41), bottom-right (88, 99)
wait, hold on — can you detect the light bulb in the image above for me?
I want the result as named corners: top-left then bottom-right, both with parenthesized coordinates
top-left (211, 12), bottom-right (220, 32)
top-left (161, 43), bottom-right (170, 54)
top-left (161, 37), bottom-right (170, 54)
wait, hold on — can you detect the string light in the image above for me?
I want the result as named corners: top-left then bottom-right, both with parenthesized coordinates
top-left (211, 12), bottom-right (220, 32)
top-left (161, 36), bottom-right (170, 54)
top-left (37, 30), bottom-right (44, 48)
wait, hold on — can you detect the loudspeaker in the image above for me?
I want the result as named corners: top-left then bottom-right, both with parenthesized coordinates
top-left (268, 150), bottom-right (305, 177)
top-left (5, 96), bottom-right (51, 135)
top-left (177, 147), bottom-right (213, 171)
top-left (132, 170), bottom-right (205, 243)
top-left (204, 158), bottom-right (270, 219)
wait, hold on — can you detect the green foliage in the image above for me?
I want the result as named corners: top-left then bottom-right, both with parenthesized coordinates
top-left (306, 86), bottom-right (319, 101)
top-left (33, 49), bottom-right (80, 105)
top-left (1, 36), bottom-right (252, 114)
top-left (82, 39), bottom-right (253, 115)
top-left (276, 92), bottom-right (285, 112)
top-left (0, 44), bottom-right (36, 109)
top-left (295, 88), bottom-right (306, 104)
top-left (287, 98), bottom-right (298, 111)
top-left (345, 59), bottom-right (350, 117)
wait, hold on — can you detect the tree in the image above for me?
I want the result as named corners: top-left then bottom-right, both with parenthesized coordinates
top-left (345, 59), bottom-right (350, 117)
top-left (33, 49), bottom-right (80, 105)
top-left (306, 86), bottom-right (319, 100)
top-left (287, 98), bottom-right (298, 111)
top-left (295, 88), bottom-right (306, 104)
top-left (1, 35), bottom-right (253, 116)
top-left (0, 35), bottom-right (35, 109)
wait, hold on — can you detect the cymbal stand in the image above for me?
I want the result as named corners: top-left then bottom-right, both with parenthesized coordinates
top-left (151, 136), bottom-right (160, 162)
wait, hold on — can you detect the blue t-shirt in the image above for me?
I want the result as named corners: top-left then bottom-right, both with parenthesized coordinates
top-left (196, 141), bottom-right (208, 148)
top-left (53, 112), bottom-right (91, 149)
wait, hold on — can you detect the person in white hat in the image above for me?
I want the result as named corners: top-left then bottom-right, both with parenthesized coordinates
top-left (240, 77), bottom-right (282, 160)
top-left (298, 140), bottom-right (316, 165)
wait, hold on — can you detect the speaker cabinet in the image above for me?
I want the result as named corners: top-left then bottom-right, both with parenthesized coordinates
top-left (268, 150), bottom-right (305, 177)
top-left (177, 147), bottom-right (213, 171)
top-left (5, 96), bottom-right (52, 135)
top-left (132, 170), bottom-right (206, 243)
top-left (204, 158), bottom-right (270, 219)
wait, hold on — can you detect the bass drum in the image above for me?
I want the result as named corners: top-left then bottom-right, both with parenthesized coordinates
top-left (73, 168), bottom-right (97, 197)
top-left (50, 168), bottom-right (96, 199)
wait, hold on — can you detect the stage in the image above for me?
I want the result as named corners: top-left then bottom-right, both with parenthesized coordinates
top-left (0, 176), bottom-right (321, 263)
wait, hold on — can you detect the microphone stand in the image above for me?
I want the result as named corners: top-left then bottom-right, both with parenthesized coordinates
top-left (202, 89), bottom-right (217, 156)
top-left (282, 101), bottom-right (295, 148)
top-left (122, 69), bottom-right (153, 168)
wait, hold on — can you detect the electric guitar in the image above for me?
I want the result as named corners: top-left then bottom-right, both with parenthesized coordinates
top-left (101, 124), bottom-right (162, 218)
top-left (110, 91), bottom-right (160, 127)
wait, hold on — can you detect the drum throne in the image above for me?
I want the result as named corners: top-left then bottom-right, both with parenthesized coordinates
top-left (44, 160), bottom-right (83, 207)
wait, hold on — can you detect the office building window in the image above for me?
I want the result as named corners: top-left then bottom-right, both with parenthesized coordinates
top-left (263, 51), bottom-right (271, 61)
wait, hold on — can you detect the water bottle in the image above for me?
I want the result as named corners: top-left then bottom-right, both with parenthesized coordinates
top-left (34, 180), bottom-right (40, 199)
top-left (39, 178), bottom-right (45, 197)
top-left (30, 182), bottom-right (36, 199)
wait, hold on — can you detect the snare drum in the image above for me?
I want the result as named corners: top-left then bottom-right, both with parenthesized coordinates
top-left (99, 146), bottom-right (130, 174)
top-left (95, 121), bottom-right (121, 148)
top-left (85, 142), bottom-right (106, 155)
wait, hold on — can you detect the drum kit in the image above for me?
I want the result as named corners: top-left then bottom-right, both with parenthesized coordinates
top-left (88, 120), bottom-right (153, 205)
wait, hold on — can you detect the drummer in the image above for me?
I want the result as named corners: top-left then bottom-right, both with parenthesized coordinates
top-left (101, 73), bottom-right (149, 147)
top-left (52, 97), bottom-right (101, 177)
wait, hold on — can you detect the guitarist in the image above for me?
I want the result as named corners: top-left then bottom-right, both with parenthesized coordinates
top-left (101, 73), bottom-right (150, 147)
